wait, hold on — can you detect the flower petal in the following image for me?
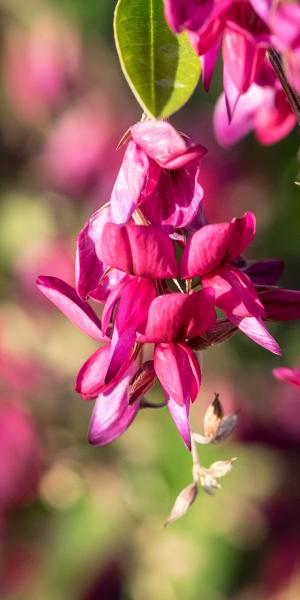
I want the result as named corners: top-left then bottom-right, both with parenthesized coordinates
top-left (244, 259), bottom-right (284, 286)
top-left (204, 267), bottom-right (281, 354)
top-left (164, 0), bottom-right (214, 33)
top-left (141, 164), bottom-right (204, 229)
top-left (75, 346), bottom-right (110, 399)
top-left (141, 288), bottom-right (216, 343)
top-left (36, 276), bottom-right (104, 341)
top-left (180, 213), bottom-right (255, 278)
top-left (131, 121), bottom-right (207, 169)
top-left (166, 392), bottom-right (191, 450)
top-left (273, 366), bottom-right (300, 388)
top-left (110, 141), bottom-right (160, 224)
top-left (96, 223), bottom-right (178, 279)
top-left (257, 287), bottom-right (300, 321)
top-left (88, 363), bottom-right (139, 446)
top-left (154, 342), bottom-right (201, 406)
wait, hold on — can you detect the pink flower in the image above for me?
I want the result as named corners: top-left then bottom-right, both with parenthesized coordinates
top-left (273, 367), bottom-right (300, 388)
top-left (110, 120), bottom-right (207, 228)
top-left (214, 62), bottom-right (296, 146)
top-left (165, 0), bottom-right (271, 118)
top-left (180, 212), bottom-right (281, 354)
top-left (4, 14), bottom-right (81, 125)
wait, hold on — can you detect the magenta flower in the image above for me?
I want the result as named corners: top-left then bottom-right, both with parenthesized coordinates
top-left (76, 204), bottom-right (126, 302)
top-left (165, 0), bottom-right (300, 121)
top-left (96, 222), bottom-right (178, 279)
top-left (165, 0), bottom-right (271, 118)
top-left (180, 212), bottom-right (281, 354)
top-left (214, 70), bottom-right (296, 146)
top-left (110, 120), bottom-right (207, 228)
top-left (273, 366), bottom-right (300, 388)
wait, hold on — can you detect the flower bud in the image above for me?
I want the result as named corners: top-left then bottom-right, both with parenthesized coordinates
top-left (165, 483), bottom-right (198, 526)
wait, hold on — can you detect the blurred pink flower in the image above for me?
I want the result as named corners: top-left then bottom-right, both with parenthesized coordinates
top-left (4, 14), bottom-right (81, 124)
top-left (40, 96), bottom-right (118, 196)
top-left (273, 366), bottom-right (300, 388)
top-left (0, 403), bottom-right (42, 509)
top-left (214, 62), bottom-right (296, 146)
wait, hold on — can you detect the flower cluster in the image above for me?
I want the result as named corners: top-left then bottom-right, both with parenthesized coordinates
top-left (37, 120), bottom-right (300, 452)
top-left (164, 0), bottom-right (299, 144)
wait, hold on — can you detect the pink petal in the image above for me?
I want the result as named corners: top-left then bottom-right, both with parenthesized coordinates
top-left (141, 288), bottom-right (216, 343)
top-left (257, 287), bottom-right (300, 321)
top-left (249, 0), bottom-right (272, 24)
top-left (214, 85), bottom-right (266, 146)
top-left (76, 205), bottom-right (120, 302)
top-left (96, 223), bottom-right (178, 279)
top-left (164, 0), bottom-right (214, 33)
top-left (180, 213), bottom-right (255, 278)
top-left (204, 266), bottom-right (265, 320)
top-left (166, 392), bottom-right (191, 450)
top-left (110, 141), bottom-right (160, 224)
top-left (180, 222), bottom-right (232, 278)
top-left (222, 27), bottom-right (266, 96)
top-left (237, 316), bottom-right (281, 355)
top-left (202, 36), bottom-right (221, 91)
top-left (131, 121), bottom-right (207, 169)
top-left (254, 89), bottom-right (296, 145)
top-left (75, 346), bottom-right (110, 399)
top-left (204, 267), bottom-right (281, 354)
top-left (244, 259), bottom-right (284, 286)
top-left (226, 212), bottom-right (256, 260)
top-left (88, 363), bottom-right (139, 446)
top-left (273, 367), bottom-right (300, 388)
top-left (36, 276), bottom-right (104, 341)
top-left (105, 326), bottom-right (136, 385)
top-left (154, 342), bottom-right (201, 406)
top-left (141, 164), bottom-right (204, 229)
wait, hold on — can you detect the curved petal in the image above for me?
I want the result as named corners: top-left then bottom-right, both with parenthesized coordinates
top-left (96, 223), bottom-right (178, 279)
top-left (75, 205), bottom-right (109, 301)
top-left (141, 288), bottom-right (216, 343)
top-left (141, 165), bottom-right (204, 229)
top-left (110, 141), bottom-right (160, 224)
top-left (154, 342), bottom-right (201, 406)
top-left (180, 213), bottom-right (255, 278)
top-left (257, 287), bottom-right (300, 321)
top-left (131, 121), bottom-right (207, 169)
top-left (166, 392), bottom-right (191, 450)
top-left (213, 85), bottom-right (266, 146)
top-left (244, 259), bottom-right (284, 286)
top-left (273, 367), bottom-right (300, 388)
top-left (36, 276), bottom-right (104, 341)
top-left (164, 0), bottom-right (214, 33)
top-left (204, 268), bottom-right (281, 354)
top-left (75, 346), bottom-right (110, 399)
top-left (88, 364), bottom-right (139, 446)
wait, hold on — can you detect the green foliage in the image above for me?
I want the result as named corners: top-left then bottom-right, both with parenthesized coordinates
top-left (114, 0), bottom-right (201, 118)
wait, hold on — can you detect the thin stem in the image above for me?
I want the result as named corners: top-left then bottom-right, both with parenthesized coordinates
top-left (140, 399), bottom-right (166, 409)
top-left (172, 278), bottom-right (185, 294)
top-left (191, 434), bottom-right (200, 468)
top-left (268, 48), bottom-right (300, 126)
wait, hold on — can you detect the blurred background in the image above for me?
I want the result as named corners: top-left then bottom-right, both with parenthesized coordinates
top-left (0, 1), bottom-right (299, 599)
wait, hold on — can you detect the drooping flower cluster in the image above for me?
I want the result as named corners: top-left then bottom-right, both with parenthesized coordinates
top-left (164, 0), bottom-right (299, 144)
top-left (37, 120), bottom-right (300, 452)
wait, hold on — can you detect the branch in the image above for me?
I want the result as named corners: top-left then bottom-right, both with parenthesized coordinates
top-left (268, 48), bottom-right (300, 126)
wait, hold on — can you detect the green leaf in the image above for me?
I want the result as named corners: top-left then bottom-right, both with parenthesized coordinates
top-left (114, 0), bottom-right (201, 118)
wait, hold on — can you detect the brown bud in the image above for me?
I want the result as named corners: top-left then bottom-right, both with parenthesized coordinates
top-left (165, 483), bottom-right (198, 527)
top-left (215, 413), bottom-right (238, 442)
top-left (128, 360), bottom-right (156, 405)
top-left (208, 458), bottom-right (237, 479)
top-left (204, 393), bottom-right (223, 440)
